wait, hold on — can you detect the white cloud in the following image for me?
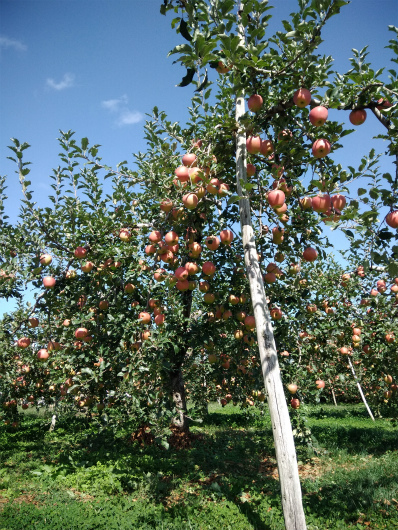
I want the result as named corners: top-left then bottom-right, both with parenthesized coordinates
top-left (101, 95), bottom-right (143, 127)
top-left (101, 95), bottom-right (128, 112)
top-left (117, 110), bottom-right (144, 126)
top-left (46, 73), bottom-right (75, 91)
top-left (0, 36), bottom-right (27, 52)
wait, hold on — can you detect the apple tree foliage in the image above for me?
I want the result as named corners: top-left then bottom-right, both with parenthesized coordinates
top-left (1, 0), bottom-right (398, 438)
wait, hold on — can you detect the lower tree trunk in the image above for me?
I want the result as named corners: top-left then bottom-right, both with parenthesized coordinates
top-left (170, 368), bottom-right (189, 431)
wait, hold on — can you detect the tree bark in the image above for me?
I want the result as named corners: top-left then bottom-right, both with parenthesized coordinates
top-left (234, 13), bottom-right (307, 525)
top-left (170, 368), bottom-right (189, 431)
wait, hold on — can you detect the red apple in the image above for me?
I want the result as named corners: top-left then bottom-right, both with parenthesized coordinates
top-left (349, 109), bottom-right (367, 125)
top-left (185, 262), bottom-right (199, 275)
top-left (182, 153), bottom-right (197, 167)
top-left (315, 380), bottom-right (325, 389)
top-left (99, 300), bottom-right (109, 310)
top-left (246, 136), bottom-right (262, 154)
top-left (154, 314), bottom-right (165, 326)
top-left (244, 315), bottom-right (256, 330)
top-left (81, 261), bottom-right (94, 273)
top-left (175, 266), bottom-right (189, 281)
top-left (290, 398), bottom-right (300, 409)
top-left (300, 196), bottom-right (313, 210)
top-left (28, 317), bottom-right (39, 328)
top-left (260, 139), bottom-right (274, 156)
top-left (205, 236), bottom-right (220, 251)
top-left (312, 194), bottom-right (331, 213)
top-left (148, 230), bottom-right (162, 243)
top-left (37, 348), bottom-right (49, 361)
top-left (309, 106), bottom-right (328, 126)
top-left (293, 87), bottom-right (311, 108)
top-left (74, 247), bottom-right (87, 259)
top-left (204, 293), bottom-right (215, 304)
top-left (160, 199), bottom-right (173, 213)
top-left (43, 276), bottom-right (56, 289)
top-left (182, 193), bottom-right (198, 210)
top-left (220, 229), bottom-right (234, 245)
top-left (17, 337), bottom-right (31, 348)
top-left (247, 94), bottom-right (263, 112)
top-left (75, 327), bottom-right (88, 339)
top-left (247, 163), bottom-right (256, 177)
top-left (331, 193), bottom-right (346, 211)
top-left (202, 261), bottom-right (216, 276)
top-left (40, 254), bottom-right (52, 266)
top-left (175, 166), bottom-right (190, 182)
top-left (119, 228), bottom-right (131, 242)
top-left (386, 211), bottom-right (398, 229)
top-left (139, 312), bottom-right (151, 324)
top-left (312, 139), bottom-right (331, 158)
top-left (302, 247), bottom-right (318, 262)
top-left (267, 189), bottom-right (285, 208)
top-left (287, 384), bottom-right (298, 394)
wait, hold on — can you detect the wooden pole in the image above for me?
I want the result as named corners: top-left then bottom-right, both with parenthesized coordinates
top-left (348, 357), bottom-right (375, 421)
top-left (234, 10), bottom-right (307, 527)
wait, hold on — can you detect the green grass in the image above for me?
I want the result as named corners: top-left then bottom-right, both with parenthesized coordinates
top-left (0, 404), bottom-right (397, 529)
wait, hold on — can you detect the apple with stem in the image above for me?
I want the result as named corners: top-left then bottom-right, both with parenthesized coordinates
top-left (309, 106), bottom-right (328, 126)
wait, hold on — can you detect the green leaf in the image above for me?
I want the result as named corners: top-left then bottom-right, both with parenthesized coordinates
top-left (179, 18), bottom-right (192, 42)
top-left (195, 70), bottom-right (208, 92)
top-left (177, 68), bottom-right (195, 87)
top-left (81, 137), bottom-right (89, 150)
top-left (357, 188), bottom-right (367, 196)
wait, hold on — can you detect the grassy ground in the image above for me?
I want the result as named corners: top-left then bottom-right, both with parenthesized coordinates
top-left (0, 403), bottom-right (397, 529)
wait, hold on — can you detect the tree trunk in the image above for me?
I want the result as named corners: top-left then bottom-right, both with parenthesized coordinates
top-left (170, 368), bottom-right (189, 431)
top-left (234, 16), bottom-right (307, 525)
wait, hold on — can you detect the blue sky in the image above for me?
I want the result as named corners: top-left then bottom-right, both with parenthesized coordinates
top-left (0, 0), bottom-right (397, 315)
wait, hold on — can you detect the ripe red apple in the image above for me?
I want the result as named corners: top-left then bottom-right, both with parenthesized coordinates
top-left (260, 139), bottom-right (274, 156)
top-left (164, 231), bottom-right (179, 245)
top-left (385, 333), bottom-right (395, 343)
top-left (37, 348), bottom-right (49, 361)
top-left (74, 247), bottom-right (87, 259)
top-left (331, 194), bottom-right (346, 211)
top-left (220, 229), bottom-right (234, 245)
top-left (312, 139), bottom-right (331, 158)
top-left (75, 327), bottom-right (88, 339)
top-left (247, 94), bottom-right (263, 112)
top-left (216, 60), bottom-right (231, 74)
top-left (293, 87), bottom-right (311, 108)
top-left (218, 182), bottom-right (229, 197)
top-left (246, 136), bottom-right (262, 154)
top-left (199, 281), bottom-right (210, 293)
top-left (206, 178), bottom-right (220, 195)
top-left (270, 307), bottom-right (282, 320)
top-left (40, 254), bottom-right (52, 266)
top-left (204, 293), bottom-right (215, 304)
top-left (290, 398), bottom-right (300, 409)
top-left (154, 314), bottom-right (165, 326)
top-left (119, 228), bottom-right (131, 242)
top-left (17, 337), bottom-right (31, 348)
top-left (175, 166), bottom-right (190, 182)
top-left (349, 109), bottom-right (367, 125)
top-left (229, 294), bottom-right (239, 305)
top-left (28, 317), bottom-right (39, 328)
top-left (309, 106), bottom-right (328, 126)
top-left (182, 153), bottom-right (197, 167)
top-left (182, 193), bottom-right (198, 210)
top-left (244, 315), bottom-right (256, 330)
top-left (176, 279), bottom-right (189, 291)
top-left (267, 189), bottom-right (285, 208)
top-left (175, 266), bottom-right (189, 281)
top-left (287, 384), bottom-right (298, 394)
top-left (43, 276), bottom-right (56, 289)
top-left (386, 211), bottom-right (398, 229)
top-left (148, 230), bottom-right (162, 243)
top-left (99, 300), bottom-right (109, 310)
top-left (185, 262), bottom-right (199, 275)
top-left (202, 261), bottom-right (216, 276)
top-left (264, 272), bottom-right (277, 284)
top-left (312, 194), bottom-right (331, 213)
top-left (247, 163), bottom-right (256, 177)
top-left (302, 247), bottom-right (318, 262)
top-left (81, 261), bottom-right (94, 273)
top-left (139, 312), bottom-right (151, 324)
top-left (272, 227), bottom-right (284, 244)
top-left (205, 236), bottom-right (220, 250)
top-left (160, 199), bottom-right (173, 213)
top-left (315, 380), bottom-right (325, 389)
top-left (299, 196), bottom-right (312, 210)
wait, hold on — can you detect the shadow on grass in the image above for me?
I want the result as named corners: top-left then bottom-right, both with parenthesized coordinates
top-left (310, 423), bottom-right (398, 454)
